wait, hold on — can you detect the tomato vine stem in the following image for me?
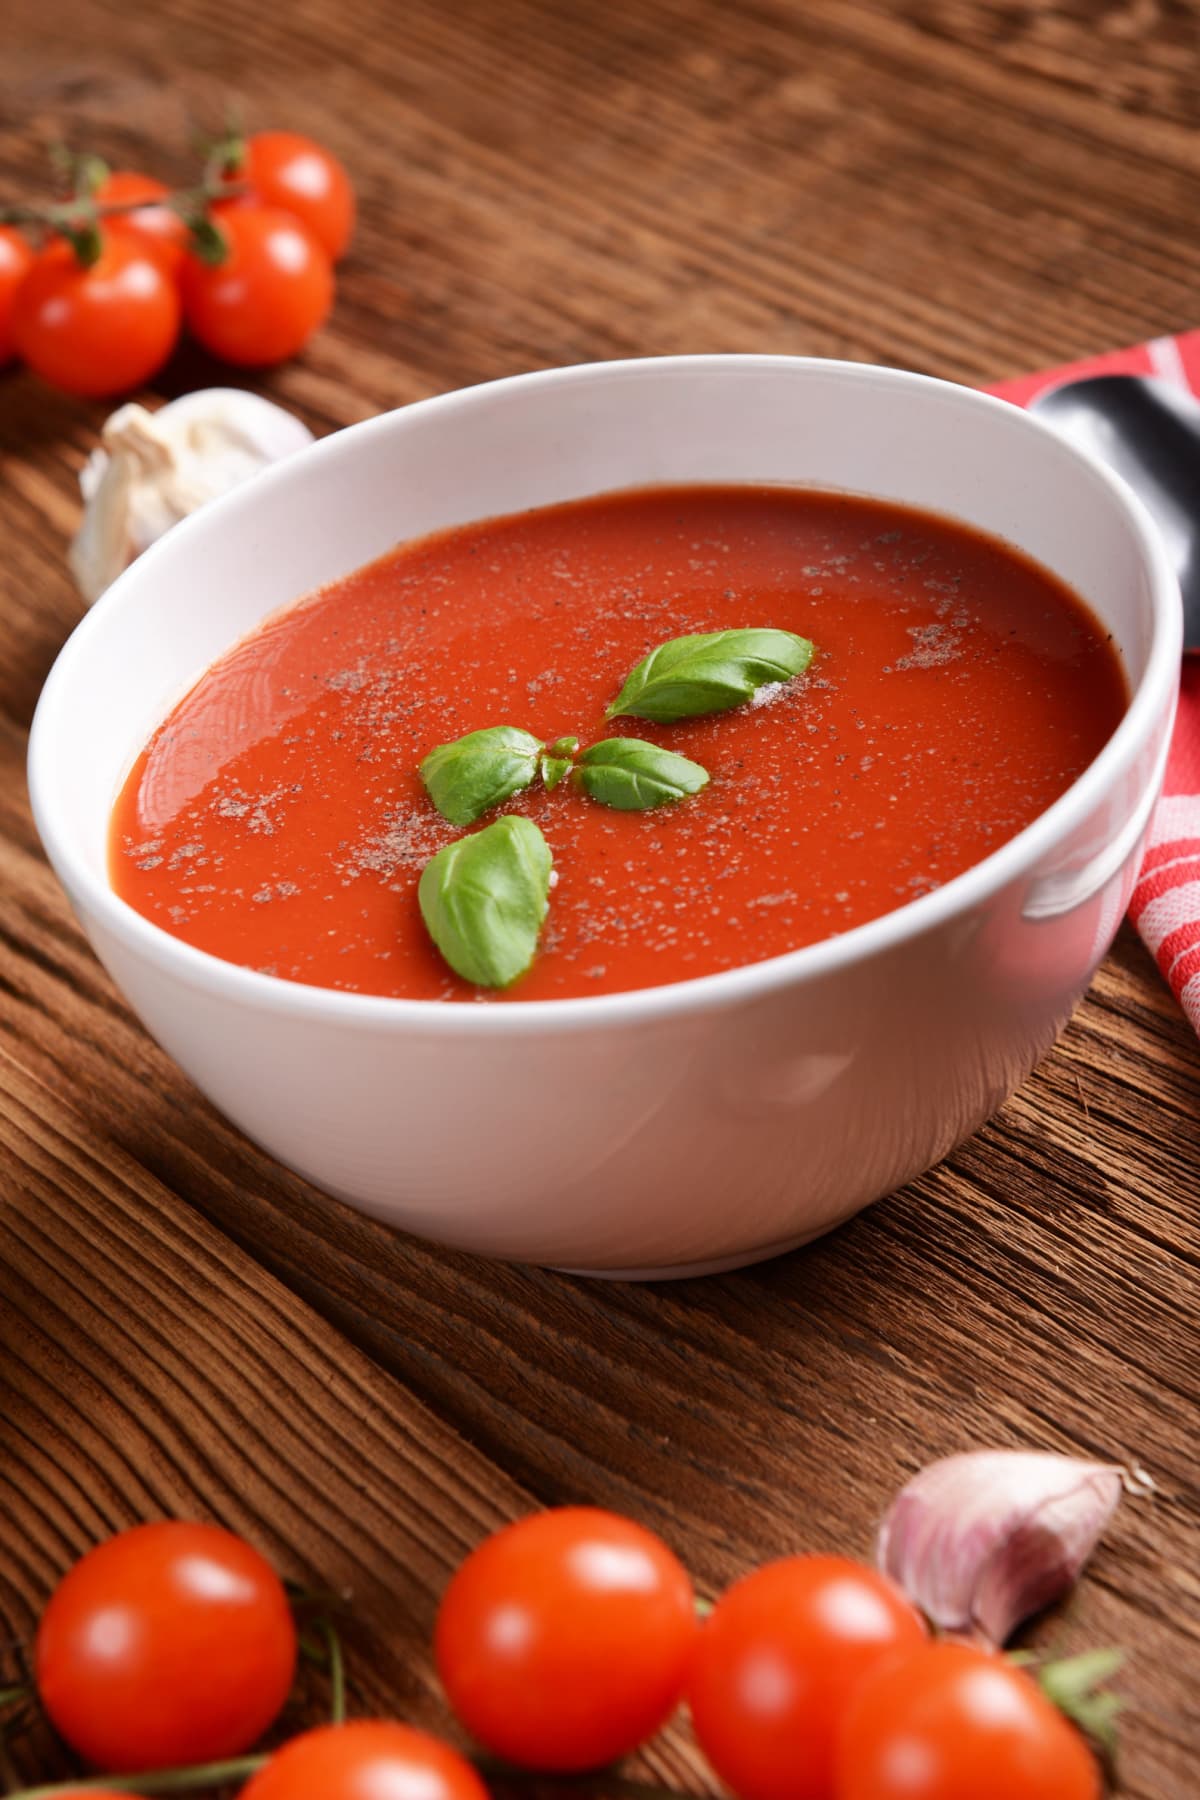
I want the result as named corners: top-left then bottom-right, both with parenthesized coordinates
top-left (317, 1618), bottom-right (346, 1727)
top-left (0, 182), bottom-right (246, 268)
top-left (8, 1755), bottom-right (268, 1797)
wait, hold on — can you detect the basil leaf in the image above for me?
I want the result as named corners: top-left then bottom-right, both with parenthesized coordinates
top-left (540, 755), bottom-right (572, 790)
top-left (419, 725), bottom-right (543, 825)
top-left (575, 737), bottom-right (709, 810)
top-left (607, 628), bottom-right (814, 722)
top-left (540, 734), bottom-right (579, 791)
top-left (418, 815), bottom-right (553, 988)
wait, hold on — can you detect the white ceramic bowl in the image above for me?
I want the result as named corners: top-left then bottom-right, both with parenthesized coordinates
top-left (28, 357), bottom-right (1180, 1276)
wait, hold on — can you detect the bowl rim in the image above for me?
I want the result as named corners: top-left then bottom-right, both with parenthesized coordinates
top-left (28, 353), bottom-right (1183, 1036)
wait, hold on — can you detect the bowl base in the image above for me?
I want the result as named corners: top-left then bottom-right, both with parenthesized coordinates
top-left (555, 1227), bottom-right (819, 1281)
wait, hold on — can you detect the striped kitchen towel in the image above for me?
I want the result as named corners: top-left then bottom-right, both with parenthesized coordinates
top-left (989, 331), bottom-right (1200, 1030)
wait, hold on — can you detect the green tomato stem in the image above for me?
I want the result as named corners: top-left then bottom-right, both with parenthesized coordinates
top-left (8, 1756), bottom-right (268, 1798)
top-left (11, 1757), bottom-right (692, 1800)
top-left (0, 179), bottom-right (245, 269)
top-left (318, 1617), bottom-right (347, 1727)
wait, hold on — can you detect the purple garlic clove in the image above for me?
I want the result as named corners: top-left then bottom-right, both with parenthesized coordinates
top-left (877, 1450), bottom-right (1124, 1649)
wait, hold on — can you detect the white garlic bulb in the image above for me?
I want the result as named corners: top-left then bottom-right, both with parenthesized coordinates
top-left (69, 388), bottom-right (314, 604)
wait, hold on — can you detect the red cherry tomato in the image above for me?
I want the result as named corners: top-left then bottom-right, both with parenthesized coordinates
top-left (95, 171), bottom-right (189, 276)
top-left (0, 226), bottom-right (35, 366)
top-left (687, 1555), bottom-right (927, 1800)
top-left (35, 1520), bottom-right (297, 1772)
top-left (435, 1507), bottom-right (698, 1772)
top-left (240, 1721), bottom-right (488, 1800)
top-left (12, 234), bottom-right (180, 398)
top-left (236, 130), bottom-right (356, 262)
top-left (836, 1641), bottom-right (1101, 1800)
top-left (181, 204), bottom-right (333, 367)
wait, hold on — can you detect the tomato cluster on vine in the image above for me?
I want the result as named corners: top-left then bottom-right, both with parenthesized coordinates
top-left (0, 130), bottom-right (354, 398)
top-left (7, 1507), bottom-right (1104, 1800)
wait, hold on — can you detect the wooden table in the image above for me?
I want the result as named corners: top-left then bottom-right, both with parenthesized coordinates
top-left (2, 3), bottom-right (1198, 1794)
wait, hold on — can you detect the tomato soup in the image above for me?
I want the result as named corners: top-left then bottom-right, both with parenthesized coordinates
top-left (109, 486), bottom-right (1127, 1001)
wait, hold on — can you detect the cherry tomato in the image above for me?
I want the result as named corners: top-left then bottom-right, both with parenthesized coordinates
top-left (240, 1721), bottom-right (488, 1800)
top-left (0, 226), bottom-right (34, 366)
top-left (95, 171), bottom-right (189, 277)
top-left (837, 1641), bottom-right (1101, 1799)
top-left (181, 204), bottom-right (333, 367)
top-left (687, 1554), bottom-right (927, 1800)
top-left (12, 234), bottom-right (180, 398)
top-left (236, 130), bottom-right (356, 262)
top-left (35, 1520), bottom-right (297, 1772)
top-left (435, 1507), bottom-right (698, 1771)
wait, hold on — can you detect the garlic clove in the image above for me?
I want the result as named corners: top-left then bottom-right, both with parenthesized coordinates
top-left (877, 1449), bottom-right (1124, 1648)
top-left (152, 385), bottom-right (315, 467)
top-left (69, 388), bottom-right (314, 606)
top-left (69, 411), bottom-right (153, 607)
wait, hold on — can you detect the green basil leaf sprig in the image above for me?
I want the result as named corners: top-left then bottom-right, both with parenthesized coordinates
top-left (607, 628), bottom-right (814, 722)
top-left (420, 726), bottom-right (545, 826)
top-left (540, 735), bottom-right (579, 791)
top-left (575, 738), bottom-right (709, 811)
top-left (418, 815), bottom-right (553, 988)
top-left (414, 622), bottom-right (817, 987)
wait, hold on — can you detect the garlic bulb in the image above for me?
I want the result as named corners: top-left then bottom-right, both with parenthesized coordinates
top-left (877, 1449), bottom-right (1125, 1648)
top-left (69, 388), bottom-right (314, 604)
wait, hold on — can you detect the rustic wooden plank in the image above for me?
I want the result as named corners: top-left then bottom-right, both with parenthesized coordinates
top-left (0, 1038), bottom-right (713, 1793)
top-left (0, 1040), bottom-right (519, 1773)
top-left (3, 1), bottom-right (1200, 1796)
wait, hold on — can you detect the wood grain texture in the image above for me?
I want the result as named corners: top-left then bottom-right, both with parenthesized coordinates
top-left (2, 1), bottom-right (1199, 1794)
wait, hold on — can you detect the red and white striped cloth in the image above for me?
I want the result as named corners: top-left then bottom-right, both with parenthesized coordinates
top-left (988, 331), bottom-right (1200, 1030)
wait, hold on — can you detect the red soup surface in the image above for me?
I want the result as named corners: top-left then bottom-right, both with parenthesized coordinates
top-left (110, 485), bottom-right (1127, 1002)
